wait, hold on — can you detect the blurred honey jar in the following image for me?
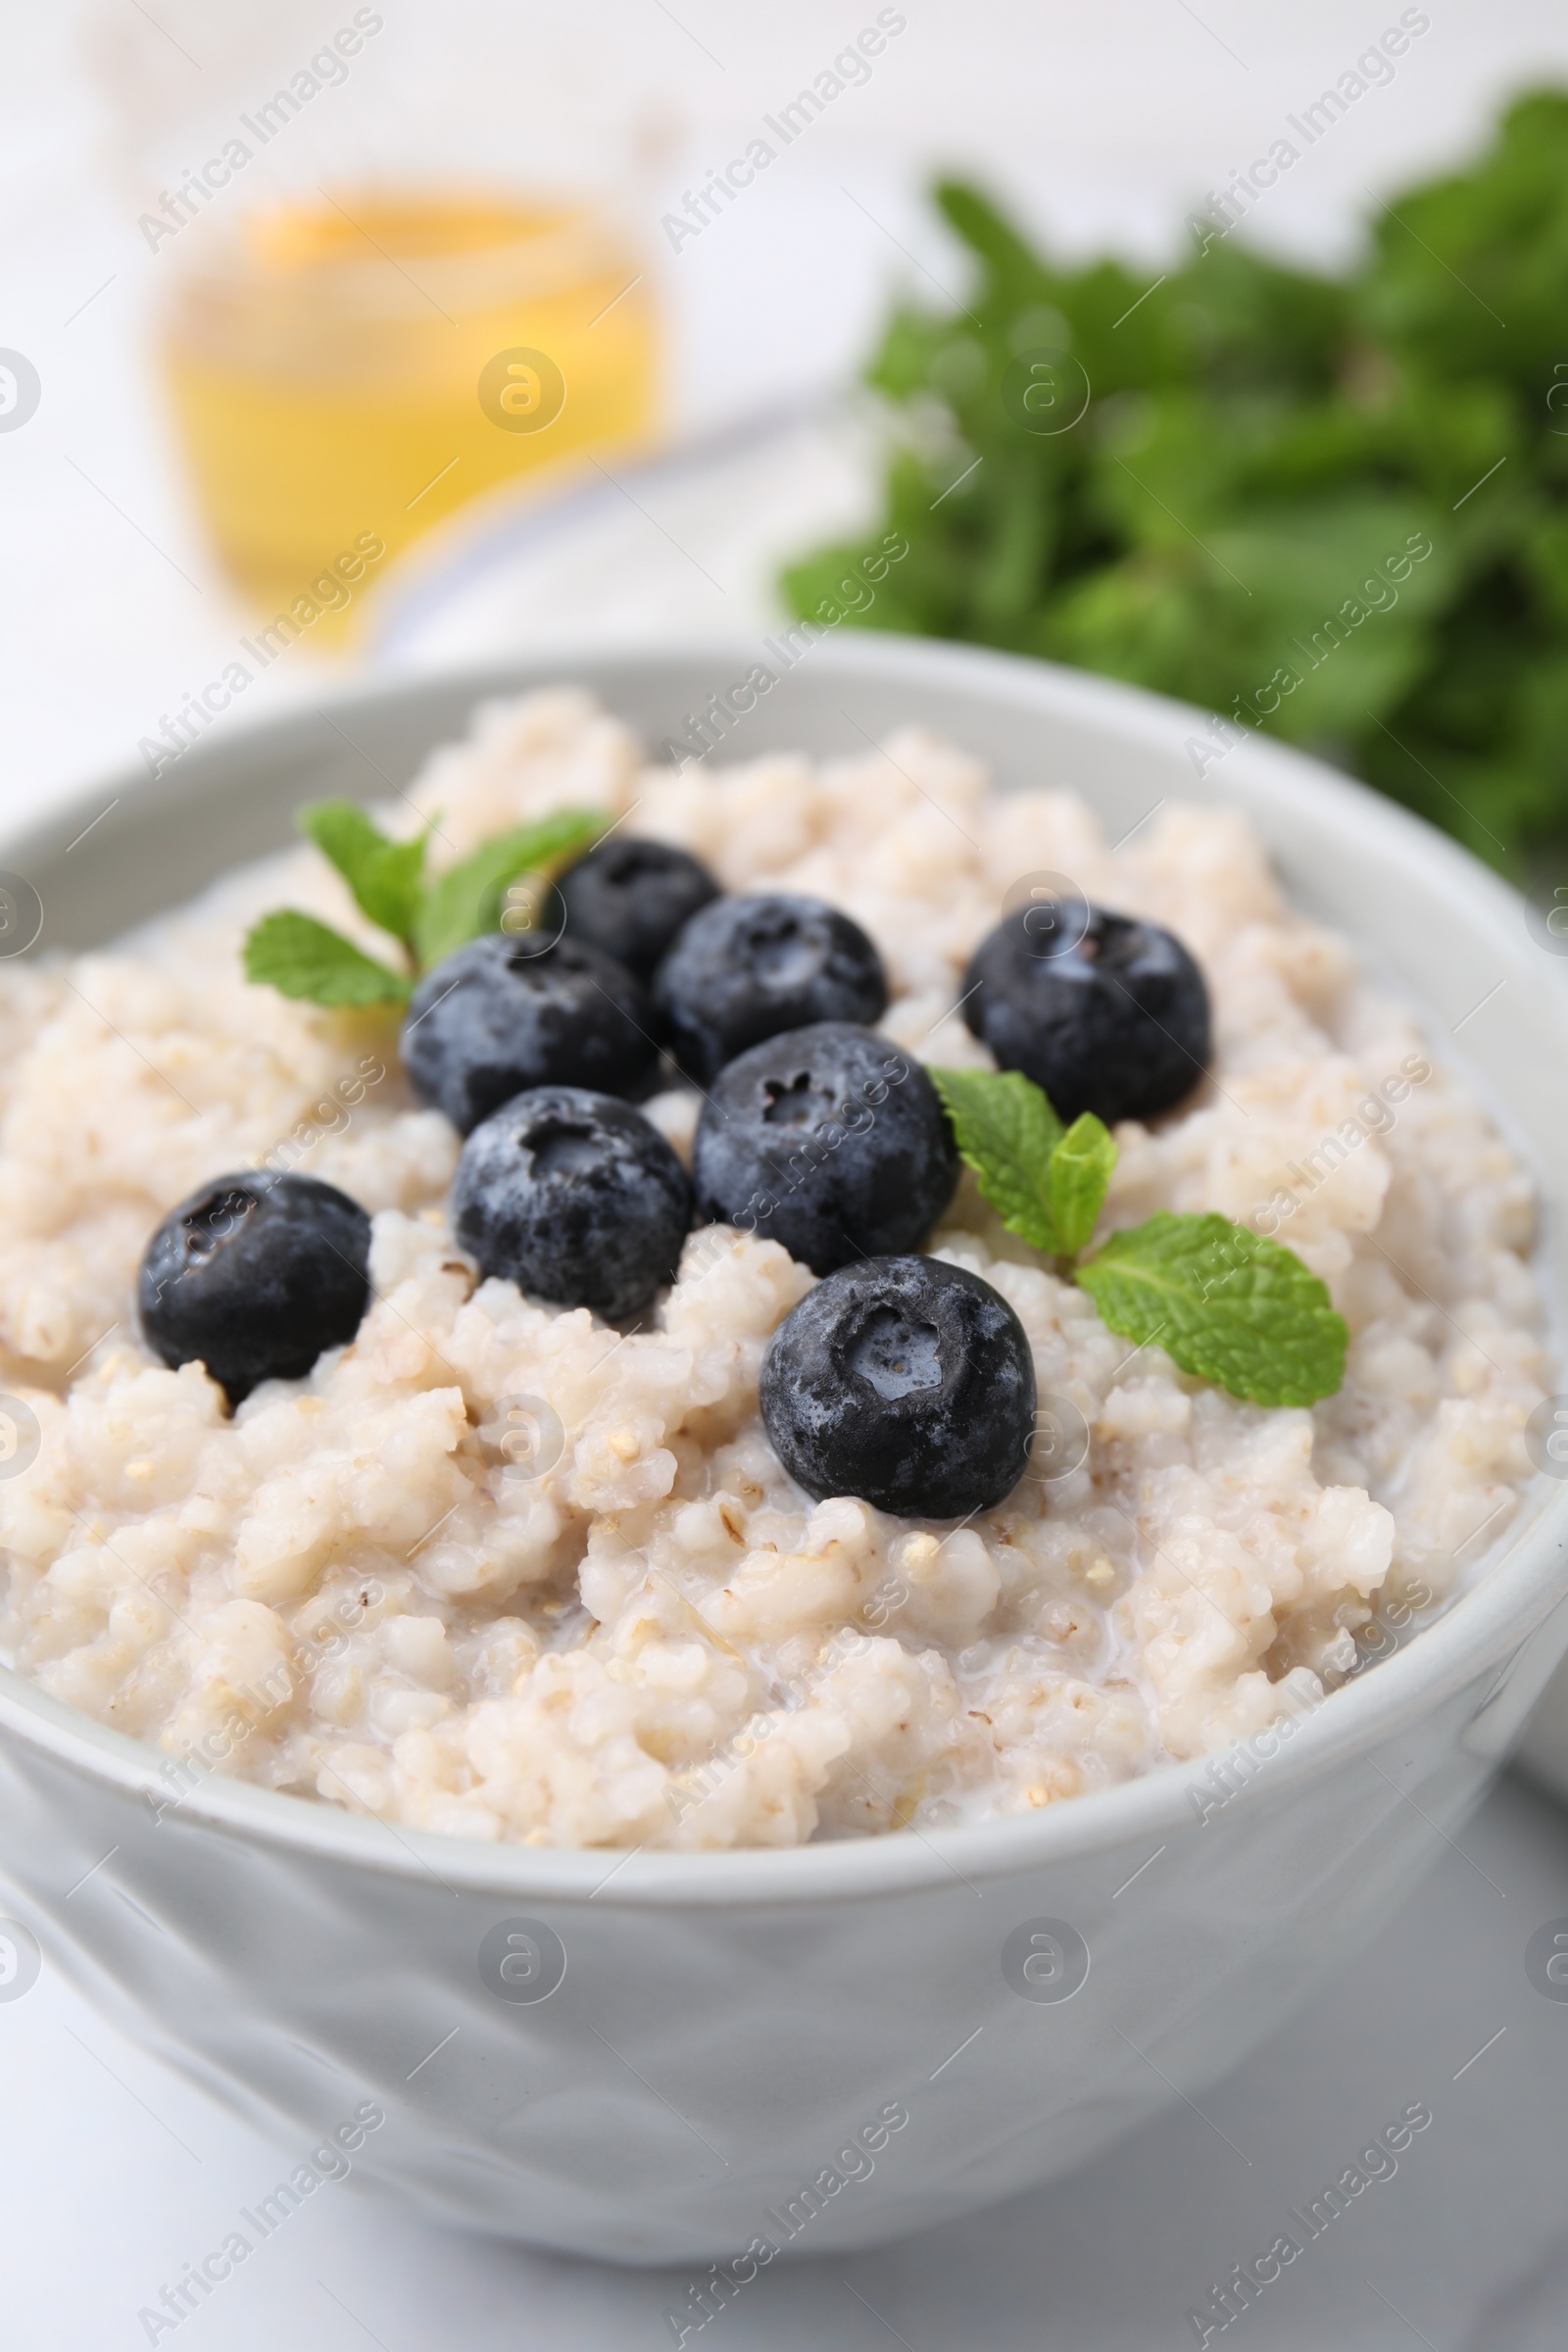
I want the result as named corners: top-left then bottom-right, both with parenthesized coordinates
top-left (161, 191), bottom-right (659, 632)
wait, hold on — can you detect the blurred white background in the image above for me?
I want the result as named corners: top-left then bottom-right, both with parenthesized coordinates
top-left (7, 0), bottom-right (1568, 819)
top-left (7, 9), bottom-right (1568, 2347)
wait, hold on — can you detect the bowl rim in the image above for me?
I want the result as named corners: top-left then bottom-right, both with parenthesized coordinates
top-left (4, 629), bottom-right (1566, 1909)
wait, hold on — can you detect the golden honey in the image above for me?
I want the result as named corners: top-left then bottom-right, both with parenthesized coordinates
top-left (161, 192), bottom-right (659, 634)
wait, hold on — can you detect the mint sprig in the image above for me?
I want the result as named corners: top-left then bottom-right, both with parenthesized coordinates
top-left (243, 909), bottom-right (415, 1006)
top-left (242, 802), bottom-right (608, 1009)
top-left (931, 1065), bottom-right (1065, 1250)
top-left (1074, 1212), bottom-right (1348, 1408)
top-left (413, 811), bottom-right (608, 970)
top-left (300, 800), bottom-right (429, 949)
top-left (930, 1064), bottom-right (1347, 1408)
top-left (1046, 1111), bottom-right (1118, 1258)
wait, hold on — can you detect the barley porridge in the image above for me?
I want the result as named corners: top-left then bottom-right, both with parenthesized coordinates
top-left (0, 689), bottom-right (1550, 1846)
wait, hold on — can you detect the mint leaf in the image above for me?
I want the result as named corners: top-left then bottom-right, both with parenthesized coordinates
top-left (1074, 1212), bottom-right (1347, 1406)
top-left (1048, 1113), bottom-right (1117, 1256)
top-left (243, 910), bottom-right (411, 1007)
top-left (930, 1065), bottom-right (1064, 1252)
top-left (413, 809), bottom-right (607, 969)
top-left (299, 800), bottom-right (428, 948)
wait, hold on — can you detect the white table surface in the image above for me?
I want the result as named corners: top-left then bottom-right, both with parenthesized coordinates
top-left (7, 8), bottom-right (1568, 2346)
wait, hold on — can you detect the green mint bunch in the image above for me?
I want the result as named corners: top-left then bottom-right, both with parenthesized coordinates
top-left (781, 92), bottom-right (1568, 869)
top-left (242, 802), bottom-right (608, 1007)
top-left (930, 1065), bottom-right (1347, 1407)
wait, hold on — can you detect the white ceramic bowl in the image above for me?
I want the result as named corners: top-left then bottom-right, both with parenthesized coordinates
top-left (3, 638), bottom-right (1566, 2267)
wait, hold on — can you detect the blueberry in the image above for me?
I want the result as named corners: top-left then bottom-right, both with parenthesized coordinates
top-left (654, 893), bottom-right (887, 1085)
top-left (138, 1171), bottom-right (371, 1405)
top-left (760, 1254), bottom-right (1036, 1518)
top-left (452, 1087), bottom-right (692, 1320)
top-left (556, 836), bottom-right (720, 983)
top-left (402, 933), bottom-right (657, 1135)
top-left (964, 905), bottom-right (1209, 1124)
top-left (692, 1022), bottom-right (957, 1276)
